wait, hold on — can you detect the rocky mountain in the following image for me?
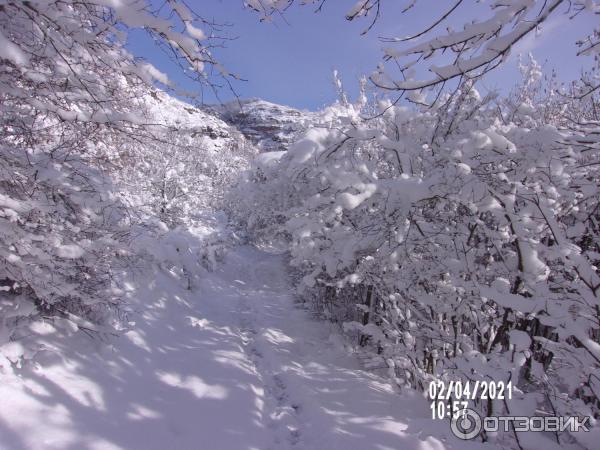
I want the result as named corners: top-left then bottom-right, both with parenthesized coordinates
top-left (205, 98), bottom-right (315, 153)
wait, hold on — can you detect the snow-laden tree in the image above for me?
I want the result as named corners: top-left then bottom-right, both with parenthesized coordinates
top-left (232, 65), bottom-right (600, 445)
top-left (0, 0), bottom-right (247, 366)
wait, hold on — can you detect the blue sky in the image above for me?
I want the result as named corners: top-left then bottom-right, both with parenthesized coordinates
top-left (127, 1), bottom-right (597, 111)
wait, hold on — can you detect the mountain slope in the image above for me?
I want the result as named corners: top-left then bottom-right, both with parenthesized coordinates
top-left (206, 99), bottom-right (315, 153)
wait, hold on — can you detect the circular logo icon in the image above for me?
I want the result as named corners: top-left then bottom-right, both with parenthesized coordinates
top-left (450, 408), bottom-right (482, 440)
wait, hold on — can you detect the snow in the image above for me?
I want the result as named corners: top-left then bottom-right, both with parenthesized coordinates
top-left (185, 22), bottom-right (206, 41)
top-left (138, 62), bottom-right (171, 86)
top-left (509, 330), bottom-right (532, 352)
top-left (0, 194), bottom-right (30, 213)
top-left (0, 29), bottom-right (29, 66)
top-left (56, 244), bottom-right (85, 259)
top-left (0, 240), bottom-right (491, 450)
top-left (336, 183), bottom-right (377, 210)
top-left (255, 151), bottom-right (286, 169)
top-left (456, 163), bottom-right (472, 175)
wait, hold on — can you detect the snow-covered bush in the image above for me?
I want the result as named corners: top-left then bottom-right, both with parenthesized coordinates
top-left (233, 72), bottom-right (600, 445)
top-left (0, 141), bottom-right (128, 358)
top-left (113, 91), bottom-right (256, 228)
top-left (0, 0), bottom-right (254, 366)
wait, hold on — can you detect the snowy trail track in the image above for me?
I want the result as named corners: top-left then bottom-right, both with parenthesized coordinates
top-left (0, 246), bottom-right (482, 450)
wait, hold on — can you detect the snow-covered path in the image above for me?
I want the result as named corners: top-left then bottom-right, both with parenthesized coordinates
top-left (207, 247), bottom-right (436, 450)
top-left (0, 245), bottom-right (484, 450)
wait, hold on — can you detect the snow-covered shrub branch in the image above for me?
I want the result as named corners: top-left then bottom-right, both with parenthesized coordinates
top-left (248, 0), bottom-right (599, 105)
top-left (1, 0), bottom-right (235, 105)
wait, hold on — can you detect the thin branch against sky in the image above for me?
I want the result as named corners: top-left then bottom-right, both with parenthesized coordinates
top-left (126, 0), bottom-right (597, 110)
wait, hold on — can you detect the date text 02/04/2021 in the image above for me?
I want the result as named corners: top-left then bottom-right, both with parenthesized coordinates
top-left (429, 380), bottom-right (513, 420)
